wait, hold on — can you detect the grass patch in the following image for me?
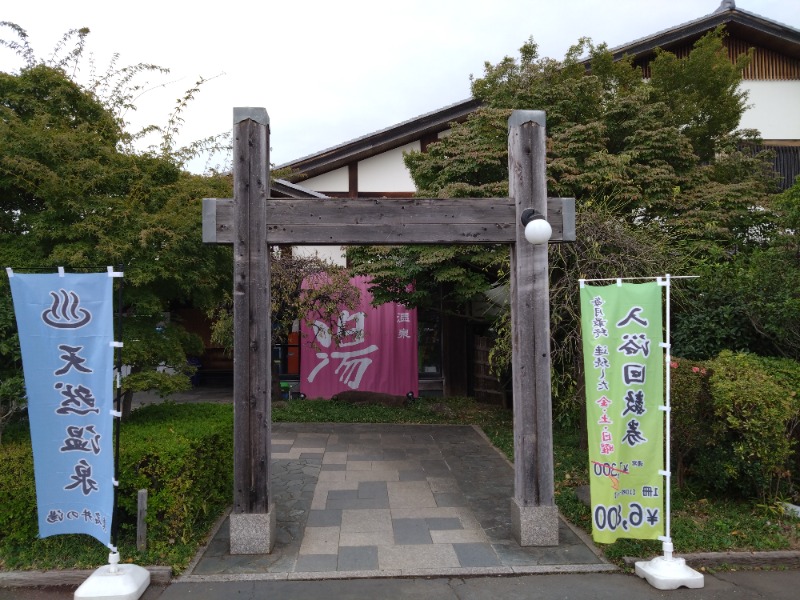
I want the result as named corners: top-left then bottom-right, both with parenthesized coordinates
top-left (1, 395), bottom-right (797, 573)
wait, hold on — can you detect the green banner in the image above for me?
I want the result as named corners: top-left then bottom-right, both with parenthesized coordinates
top-left (580, 282), bottom-right (664, 544)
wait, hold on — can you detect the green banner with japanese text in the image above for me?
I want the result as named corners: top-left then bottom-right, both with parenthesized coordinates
top-left (580, 281), bottom-right (664, 544)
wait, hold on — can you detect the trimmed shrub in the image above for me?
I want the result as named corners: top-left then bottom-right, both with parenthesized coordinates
top-left (116, 403), bottom-right (233, 548)
top-left (669, 358), bottom-right (712, 489)
top-left (0, 438), bottom-right (37, 546)
top-left (696, 352), bottom-right (798, 501)
top-left (0, 402), bottom-right (233, 555)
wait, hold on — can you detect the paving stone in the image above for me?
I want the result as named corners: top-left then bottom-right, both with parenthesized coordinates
top-left (327, 489), bottom-right (358, 502)
top-left (295, 554), bottom-right (339, 572)
top-left (325, 443), bottom-right (349, 452)
top-left (326, 496), bottom-right (390, 510)
top-left (420, 459), bottom-right (452, 476)
top-left (338, 531), bottom-right (395, 547)
top-left (392, 518), bottom-right (432, 545)
top-left (299, 526), bottom-right (340, 555)
top-left (321, 464), bottom-right (347, 471)
top-left (427, 477), bottom-right (460, 493)
top-left (347, 453), bottom-right (385, 461)
top-left (434, 492), bottom-right (467, 507)
top-left (322, 451), bottom-right (348, 464)
top-left (341, 508), bottom-right (393, 533)
top-left (426, 517), bottom-right (463, 530)
top-left (378, 544), bottom-right (460, 570)
top-left (345, 469), bottom-right (400, 482)
top-left (306, 509), bottom-right (343, 527)
top-left (381, 448), bottom-right (408, 460)
top-left (188, 423), bottom-right (606, 579)
top-left (294, 437), bottom-right (329, 449)
top-left (452, 542), bottom-right (502, 567)
top-left (337, 545), bottom-right (379, 571)
top-left (346, 460), bottom-right (374, 471)
top-left (318, 470), bottom-right (347, 482)
top-left (358, 481), bottom-right (389, 499)
top-left (431, 529), bottom-right (489, 544)
top-left (387, 481), bottom-right (437, 508)
top-left (380, 460), bottom-right (417, 471)
top-left (299, 452), bottom-right (324, 460)
top-left (398, 469), bottom-right (428, 481)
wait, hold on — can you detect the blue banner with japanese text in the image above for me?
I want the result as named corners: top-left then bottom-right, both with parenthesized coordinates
top-left (9, 272), bottom-right (115, 546)
top-left (580, 281), bottom-right (664, 544)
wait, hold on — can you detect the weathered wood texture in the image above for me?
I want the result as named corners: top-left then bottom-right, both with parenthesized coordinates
top-left (202, 197), bottom-right (575, 245)
top-left (136, 488), bottom-right (147, 551)
top-left (232, 109), bottom-right (272, 515)
top-left (508, 112), bottom-right (555, 508)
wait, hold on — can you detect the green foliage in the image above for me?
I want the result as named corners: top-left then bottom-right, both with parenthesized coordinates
top-left (669, 358), bottom-right (713, 488)
top-left (0, 280), bottom-right (25, 442)
top-left (352, 30), bottom-right (777, 420)
top-left (0, 26), bottom-right (235, 412)
top-left (671, 352), bottom-right (800, 502)
top-left (118, 403), bottom-right (233, 548)
top-left (673, 177), bottom-right (800, 361)
top-left (0, 402), bottom-right (233, 571)
top-left (0, 437), bottom-right (36, 546)
top-left (649, 27), bottom-right (751, 162)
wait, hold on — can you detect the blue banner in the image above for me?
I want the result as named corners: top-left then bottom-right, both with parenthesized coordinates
top-left (9, 272), bottom-right (115, 546)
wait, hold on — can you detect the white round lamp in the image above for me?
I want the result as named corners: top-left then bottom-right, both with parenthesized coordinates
top-left (520, 208), bottom-right (552, 245)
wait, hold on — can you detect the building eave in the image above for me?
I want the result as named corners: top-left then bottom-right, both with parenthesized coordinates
top-left (277, 98), bottom-right (482, 182)
top-left (602, 5), bottom-right (800, 63)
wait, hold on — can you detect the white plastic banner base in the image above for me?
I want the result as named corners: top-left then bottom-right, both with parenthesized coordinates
top-left (74, 553), bottom-right (150, 600)
top-left (635, 555), bottom-right (704, 590)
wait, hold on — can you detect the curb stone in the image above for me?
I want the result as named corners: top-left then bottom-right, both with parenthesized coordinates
top-left (0, 566), bottom-right (172, 588)
top-left (623, 550), bottom-right (800, 570)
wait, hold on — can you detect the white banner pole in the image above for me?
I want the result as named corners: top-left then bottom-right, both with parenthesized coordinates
top-left (635, 273), bottom-right (704, 590)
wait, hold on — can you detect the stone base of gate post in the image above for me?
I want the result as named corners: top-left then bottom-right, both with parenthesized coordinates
top-left (230, 506), bottom-right (276, 554)
top-left (510, 498), bottom-right (559, 546)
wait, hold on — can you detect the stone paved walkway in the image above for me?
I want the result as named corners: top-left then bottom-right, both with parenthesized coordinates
top-left (180, 423), bottom-right (612, 581)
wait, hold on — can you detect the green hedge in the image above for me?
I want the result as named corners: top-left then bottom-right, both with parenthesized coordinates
top-left (671, 351), bottom-right (800, 501)
top-left (0, 440), bottom-right (36, 546)
top-left (0, 402), bottom-right (233, 560)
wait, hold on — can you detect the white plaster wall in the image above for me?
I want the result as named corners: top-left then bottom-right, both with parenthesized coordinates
top-left (292, 245), bottom-right (346, 267)
top-left (357, 142), bottom-right (420, 192)
top-left (740, 81), bottom-right (800, 140)
top-left (301, 167), bottom-right (349, 192)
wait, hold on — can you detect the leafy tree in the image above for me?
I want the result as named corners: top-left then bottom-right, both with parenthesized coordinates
top-left (648, 27), bottom-right (751, 163)
top-left (0, 26), bottom-right (233, 417)
top-left (349, 29), bottom-right (780, 418)
top-left (209, 251), bottom-right (361, 353)
top-left (673, 177), bottom-right (800, 360)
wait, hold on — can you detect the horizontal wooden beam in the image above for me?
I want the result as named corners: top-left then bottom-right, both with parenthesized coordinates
top-left (203, 197), bottom-right (575, 245)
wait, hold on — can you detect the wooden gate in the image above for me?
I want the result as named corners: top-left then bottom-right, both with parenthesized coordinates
top-left (203, 107), bottom-right (575, 552)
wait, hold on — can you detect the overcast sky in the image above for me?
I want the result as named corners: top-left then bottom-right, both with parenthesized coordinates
top-left (2, 0), bottom-right (798, 171)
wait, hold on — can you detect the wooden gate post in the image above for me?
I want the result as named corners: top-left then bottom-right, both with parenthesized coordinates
top-left (228, 107), bottom-right (276, 554)
top-left (508, 111), bottom-right (558, 545)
